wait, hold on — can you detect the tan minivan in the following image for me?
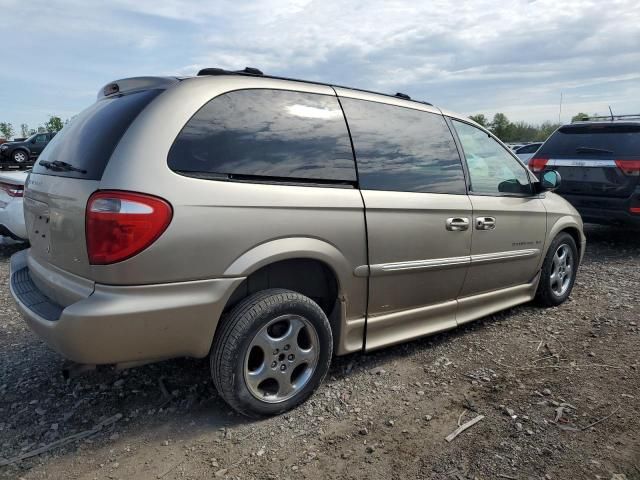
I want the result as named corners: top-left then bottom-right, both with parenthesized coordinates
top-left (10, 68), bottom-right (585, 417)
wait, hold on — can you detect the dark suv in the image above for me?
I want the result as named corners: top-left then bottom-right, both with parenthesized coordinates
top-left (0, 132), bottom-right (56, 169)
top-left (529, 116), bottom-right (640, 226)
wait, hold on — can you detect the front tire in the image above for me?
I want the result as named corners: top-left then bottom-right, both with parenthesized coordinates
top-left (211, 289), bottom-right (333, 417)
top-left (536, 233), bottom-right (578, 307)
top-left (12, 150), bottom-right (28, 163)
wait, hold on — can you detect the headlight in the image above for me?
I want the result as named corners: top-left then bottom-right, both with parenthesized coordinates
top-left (0, 145), bottom-right (8, 150)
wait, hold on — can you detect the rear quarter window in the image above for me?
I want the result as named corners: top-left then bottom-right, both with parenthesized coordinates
top-left (168, 89), bottom-right (357, 184)
top-left (32, 89), bottom-right (162, 180)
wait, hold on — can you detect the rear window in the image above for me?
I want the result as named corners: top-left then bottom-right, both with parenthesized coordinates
top-left (32, 89), bottom-right (162, 180)
top-left (538, 124), bottom-right (640, 159)
top-left (168, 89), bottom-right (356, 184)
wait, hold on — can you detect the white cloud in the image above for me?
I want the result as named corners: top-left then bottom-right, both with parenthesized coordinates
top-left (1, 0), bottom-right (639, 126)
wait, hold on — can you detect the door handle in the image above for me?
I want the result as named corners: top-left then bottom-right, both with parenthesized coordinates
top-left (446, 217), bottom-right (470, 231)
top-left (476, 216), bottom-right (496, 230)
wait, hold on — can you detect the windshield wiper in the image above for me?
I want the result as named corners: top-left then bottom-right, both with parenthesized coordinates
top-left (576, 146), bottom-right (614, 155)
top-left (39, 160), bottom-right (87, 174)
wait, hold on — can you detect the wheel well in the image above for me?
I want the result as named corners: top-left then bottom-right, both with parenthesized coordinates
top-left (224, 258), bottom-right (340, 319)
top-left (560, 227), bottom-right (582, 256)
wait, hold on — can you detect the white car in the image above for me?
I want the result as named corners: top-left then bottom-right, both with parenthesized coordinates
top-left (0, 170), bottom-right (28, 241)
top-left (514, 143), bottom-right (543, 163)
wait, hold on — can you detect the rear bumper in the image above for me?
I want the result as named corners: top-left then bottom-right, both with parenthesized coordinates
top-left (561, 191), bottom-right (640, 226)
top-left (10, 250), bottom-right (244, 365)
top-left (0, 198), bottom-right (27, 240)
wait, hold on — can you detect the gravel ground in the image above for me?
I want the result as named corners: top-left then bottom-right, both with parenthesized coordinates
top-left (0, 225), bottom-right (639, 480)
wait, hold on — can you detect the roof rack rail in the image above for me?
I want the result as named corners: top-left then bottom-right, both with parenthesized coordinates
top-left (198, 66), bottom-right (263, 76)
top-left (572, 113), bottom-right (640, 123)
top-left (194, 67), bottom-right (433, 106)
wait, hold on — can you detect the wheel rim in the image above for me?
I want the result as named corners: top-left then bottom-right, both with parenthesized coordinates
top-left (243, 314), bottom-right (320, 404)
top-left (550, 244), bottom-right (573, 297)
top-left (14, 152), bottom-right (26, 163)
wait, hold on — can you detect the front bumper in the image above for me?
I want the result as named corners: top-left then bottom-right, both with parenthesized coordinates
top-left (562, 191), bottom-right (640, 226)
top-left (10, 250), bottom-right (244, 365)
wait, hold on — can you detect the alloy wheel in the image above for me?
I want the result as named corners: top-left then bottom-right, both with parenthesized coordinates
top-left (243, 314), bottom-right (319, 403)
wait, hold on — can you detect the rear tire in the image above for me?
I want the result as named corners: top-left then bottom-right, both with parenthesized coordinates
top-left (535, 233), bottom-right (578, 307)
top-left (210, 289), bottom-right (333, 418)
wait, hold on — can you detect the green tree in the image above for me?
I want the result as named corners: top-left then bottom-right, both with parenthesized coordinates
top-left (571, 112), bottom-right (589, 122)
top-left (0, 122), bottom-right (14, 140)
top-left (534, 121), bottom-right (561, 142)
top-left (45, 115), bottom-right (64, 133)
top-left (468, 114), bottom-right (488, 127)
top-left (489, 113), bottom-right (510, 140)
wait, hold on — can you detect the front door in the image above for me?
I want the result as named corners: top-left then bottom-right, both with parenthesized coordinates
top-left (337, 92), bottom-right (472, 350)
top-left (31, 134), bottom-right (49, 156)
top-left (450, 120), bottom-right (546, 310)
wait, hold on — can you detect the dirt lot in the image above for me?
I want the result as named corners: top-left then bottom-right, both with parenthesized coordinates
top-left (1, 225), bottom-right (639, 480)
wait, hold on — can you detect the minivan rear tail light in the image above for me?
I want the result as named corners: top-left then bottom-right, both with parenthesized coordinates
top-left (86, 191), bottom-right (172, 265)
top-left (0, 182), bottom-right (24, 197)
top-left (615, 159), bottom-right (640, 176)
top-left (529, 157), bottom-right (549, 173)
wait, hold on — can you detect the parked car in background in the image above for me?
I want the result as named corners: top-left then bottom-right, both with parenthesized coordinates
top-left (529, 115), bottom-right (640, 226)
top-left (0, 132), bottom-right (56, 169)
top-left (10, 69), bottom-right (584, 417)
top-left (0, 170), bottom-right (28, 241)
top-left (514, 142), bottom-right (542, 163)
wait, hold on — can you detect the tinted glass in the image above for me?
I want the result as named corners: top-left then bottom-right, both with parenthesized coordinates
top-left (33, 89), bottom-right (162, 180)
top-left (453, 120), bottom-right (531, 195)
top-left (340, 98), bottom-right (465, 194)
top-left (517, 143), bottom-right (540, 154)
top-left (169, 89), bottom-right (356, 182)
top-left (537, 124), bottom-right (640, 159)
top-left (35, 134), bottom-right (47, 143)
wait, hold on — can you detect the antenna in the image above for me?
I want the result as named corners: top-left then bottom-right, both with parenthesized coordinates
top-left (559, 92), bottom-right (563, 123)
top-left (608, 106), bottom-right (614, 121)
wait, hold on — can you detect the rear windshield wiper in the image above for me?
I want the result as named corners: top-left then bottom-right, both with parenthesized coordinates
top-left (576, 146), bottom-right (614, 155)
top-left (39, 160), bottom-right (87, 174)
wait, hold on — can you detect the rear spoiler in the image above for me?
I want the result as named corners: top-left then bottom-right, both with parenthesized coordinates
top-left (97, 76), bottom-right (179, 100)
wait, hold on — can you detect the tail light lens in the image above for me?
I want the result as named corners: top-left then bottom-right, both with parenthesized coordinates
top-left (528, 157), bottom-right (549, 173)
top-left (86, 191), bottom-right (173, 265)
top-left (0, 182), bottom-right (24, 197)
top-left (615, 159), bottom-right (640, 176)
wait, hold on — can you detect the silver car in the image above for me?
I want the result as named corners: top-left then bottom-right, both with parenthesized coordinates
top-left (10, 69), bottom-right (585, 417)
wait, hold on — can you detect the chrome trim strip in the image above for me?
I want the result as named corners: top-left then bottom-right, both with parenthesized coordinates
top-left (354, 256), bottom-right (471, 277)
top-left (471, 248), bottom-right (540, 264)
top-left (547, 159), bottom-right (616, 167)
top-left (355, 249), bottom-right (540, 277)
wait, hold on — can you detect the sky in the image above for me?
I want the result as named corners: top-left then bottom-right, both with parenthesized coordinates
top-left (1, 0), bottom-right (639, 134)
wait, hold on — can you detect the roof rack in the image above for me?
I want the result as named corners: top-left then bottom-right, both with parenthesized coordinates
top-left (198, 66), bottom-right (263, 76)
top-left (572, 114), bottom-right (640, 123)
top-left (196, 67), bottom-right (432, 106)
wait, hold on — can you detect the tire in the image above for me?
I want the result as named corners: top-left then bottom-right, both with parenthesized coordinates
top-left (12, 150), bottom-right (28, 163)
top-left (535, 232), bottom-right (579, 307)
top-left (210, 288), bottom-right (333, 417)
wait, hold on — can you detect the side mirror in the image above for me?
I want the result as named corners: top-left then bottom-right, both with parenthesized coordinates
top-left (30, 139), bottom-right (36, 144)
top-left (540, 170), bottom-right (561, 191)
